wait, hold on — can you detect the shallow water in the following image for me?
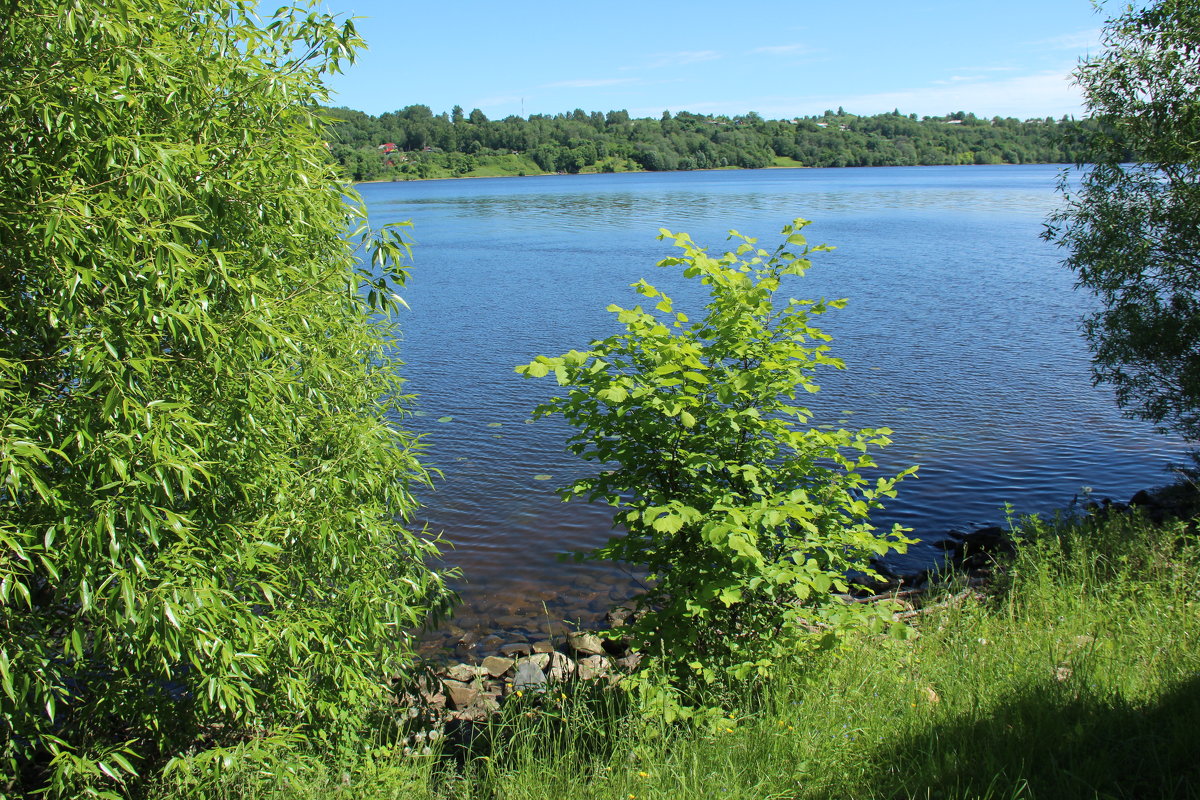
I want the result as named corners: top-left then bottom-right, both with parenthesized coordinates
top-left (356, 165), bottom-right (1188, 652)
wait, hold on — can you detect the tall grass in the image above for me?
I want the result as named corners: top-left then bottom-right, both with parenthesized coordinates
top-left (156, 507), bottom-right (1200, 800)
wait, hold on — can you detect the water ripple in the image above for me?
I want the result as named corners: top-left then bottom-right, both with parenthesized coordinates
top-left (362, 165), bottom-right (1188, 627)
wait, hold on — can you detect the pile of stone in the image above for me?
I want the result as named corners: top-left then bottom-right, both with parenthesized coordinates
top-left (396, 627), bottom-right (643, 724)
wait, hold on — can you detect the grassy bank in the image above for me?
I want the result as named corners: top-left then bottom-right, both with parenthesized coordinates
top-left (155, 501), bottom-right (1200, 800)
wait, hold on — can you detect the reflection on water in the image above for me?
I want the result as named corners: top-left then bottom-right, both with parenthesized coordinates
top-left (357, 166), bottom-right (1186, 649)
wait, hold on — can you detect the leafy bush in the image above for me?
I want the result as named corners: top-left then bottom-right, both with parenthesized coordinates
top-left (0, 1), bottom-right (449, 794)
top-left (518, 220), bottom-right (914, 712)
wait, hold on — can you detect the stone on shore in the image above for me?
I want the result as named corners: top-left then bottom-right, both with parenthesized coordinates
top-left (567, 631), bottom-right (605, 656)
top-left (577, 654), bottom-right (609, 680)
top-left (499, 642), bottom-right (533, 657)
top-left (444, 682), bottom-right (480, 710)
top-left (444, 662), bottom-right (480, 683)
top-left (481, 655), bottom-right (514, 678)
top-left (513, 659), bottom-right (548, 691)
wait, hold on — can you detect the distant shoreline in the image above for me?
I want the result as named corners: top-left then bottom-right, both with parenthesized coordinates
top-left (352, 163), bottom-right (748, 186)
top-left (350, 161), bottom-right (1068, 187)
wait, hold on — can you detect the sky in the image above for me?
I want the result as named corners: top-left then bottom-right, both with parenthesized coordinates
top-left (312, 0), bottom-right (1112, 121)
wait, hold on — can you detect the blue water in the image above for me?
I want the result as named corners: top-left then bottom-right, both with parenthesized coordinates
top-left (357, 166), bottom-right (1188, 645)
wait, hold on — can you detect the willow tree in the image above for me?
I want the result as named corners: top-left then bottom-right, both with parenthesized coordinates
top-left (1047, 0), bottom-right (1200, 447)
top-left (0, 1), bottom-right (448, 794)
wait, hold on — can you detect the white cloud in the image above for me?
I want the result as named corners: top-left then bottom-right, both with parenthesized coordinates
top-left (815, 69), bottom-right (1085, 119)
top-left (679, 68), bottom-right (1086, 121)
top-left (935, 67), bottom-right (1019, 85)
top-left (1029, 28), bottom-right (1103, 51)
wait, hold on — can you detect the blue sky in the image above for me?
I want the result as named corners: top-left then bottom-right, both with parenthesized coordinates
top-left (313, 0), bottom-right (1109, 121)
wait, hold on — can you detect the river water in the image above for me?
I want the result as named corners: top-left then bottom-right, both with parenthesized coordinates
top-left (356, 165), bottom-right (1188, 652)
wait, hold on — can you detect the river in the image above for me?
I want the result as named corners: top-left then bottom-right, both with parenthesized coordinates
top-left (356, 165), bottom-right (1188, 654)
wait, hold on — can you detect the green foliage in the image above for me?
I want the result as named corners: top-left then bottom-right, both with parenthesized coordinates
top-left (325, 105), bottom-right (1094, 182)
top-left (517, 220), bottom-right (914, 708)
top-left (146, 503), bottom-right (1200, 800)
top-left (0, 0), bottom-right (449, 794)
top-left (1046, 0), bottom-right (1200, 445)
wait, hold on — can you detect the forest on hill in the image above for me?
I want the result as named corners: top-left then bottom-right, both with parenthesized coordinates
top-left (323, 104), bottom-right (1097, 181)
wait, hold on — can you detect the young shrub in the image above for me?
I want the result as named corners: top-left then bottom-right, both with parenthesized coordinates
top-left (518, 220), bottom-right (915, 711)
top-left (0, 1), bottom-right (449, 794)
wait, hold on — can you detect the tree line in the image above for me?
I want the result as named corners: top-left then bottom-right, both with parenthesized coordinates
top-left (325, 104), bottom-right (1096, 181)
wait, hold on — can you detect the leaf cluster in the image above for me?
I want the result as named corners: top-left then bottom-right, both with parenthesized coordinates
top-left (518, 220), bottom-right (915, 710)
top-left (0, 1), bottom-right (449, 795)
top-left (1046, 0), bottom-right (1200, 445)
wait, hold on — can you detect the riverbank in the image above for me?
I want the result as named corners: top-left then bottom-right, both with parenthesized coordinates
top-left (155, 482), bottom-right (1200, 799)
top-left (349, 157), bottom-right (1079, 185)
top-left (351, 159), bottom-right (787, 185)
top-left (413, 484), bottom-right (1198, 667)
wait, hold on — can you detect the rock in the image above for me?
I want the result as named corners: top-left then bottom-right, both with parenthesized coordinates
top-left (577, 654), bottom-right (609, 680)
top-left (574, 574), bottom-right (602, 590)
top-left (567, 631), bottom-right (605, 656)
top-left (1129, 489), bottom-right (1155, 507)
top-left (605, 606), bottom-right (633, 628)
top-left (450, 693), bottom-right (499, 723)
top-left (532, 640), bottom-right (554, 654)
top-left (536, 619), bottom-right (571, 637)
top-left (616, 652), bottom-right (643, 671)
top-left (481, 655), bottom-right (514, 678)
top-left (586, 594), bottom-right (611, 613)
top-left (443, 663), bottom-right (480, 683)
top-left (513, 659), bottom-right (548, 691)
top-left (444, 682), bottom-right (480, 710)
top-left (547, 651), bottom-right (575, 682)
top-left (456, 629), bottom-right (481, 647)
top-left (499, 642), bottom-right (533, 657)
top-left (416, 639), bottom-right (445, 659)
top-left (953, 526), bottom-right (1016, 567)
top-left (519, 653), bottom-right (552, 671)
